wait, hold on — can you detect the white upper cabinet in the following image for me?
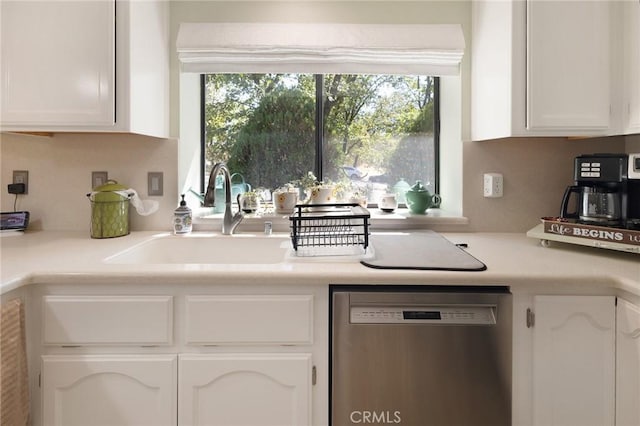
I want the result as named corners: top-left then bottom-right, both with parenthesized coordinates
top-left (471, 0), bottom-right (616, 140)
top-left (623, 1), bottom-right (640, 134)
top-left (1, 1), bottom-right (115, 127)
top-left (0, 0), bottom-right (169, 138)
top-left (526, 1), bottom-right (610, 131)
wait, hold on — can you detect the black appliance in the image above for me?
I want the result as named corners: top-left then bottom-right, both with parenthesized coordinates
top-left (627, 153), bottom-right (640, 230)
top-left (560, 153), bottom-right (640, 230)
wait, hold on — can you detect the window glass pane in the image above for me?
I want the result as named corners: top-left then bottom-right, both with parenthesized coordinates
top-left (322, 75), bottom-right (436, 203)
top-left (203, 74), bottom-right (315, 190)
top-left (203, 73), bottom-right (436, 205)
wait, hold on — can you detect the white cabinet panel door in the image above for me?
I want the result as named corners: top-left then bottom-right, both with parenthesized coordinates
top-left (42, 355), bottom-right (176, 426)
top-left (1, 1), bottom-right (115, 126)
top-left (527, 1), bottom-right (610, 130)
top-left (616, 299), bottom-right (640, 426)
top-left (185, 295), bottom-right (313, 345)
top-left (532, 296), bottom-right (615, 426)
top-left (179, 353), bottom-right (312, 426)
top-left (42, 295), bottom-right (173, 346)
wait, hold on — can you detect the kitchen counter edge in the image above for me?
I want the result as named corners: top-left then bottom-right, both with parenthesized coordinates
top-left (1, 230), bottom-right (638, 298)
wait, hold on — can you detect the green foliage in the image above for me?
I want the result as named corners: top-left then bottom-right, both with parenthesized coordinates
top-left (388, 134), bottom-right (436, 187)
top-left (203, 73), bottom-right (437, 190)
top-left (227, 87), bottom-right (316, 189)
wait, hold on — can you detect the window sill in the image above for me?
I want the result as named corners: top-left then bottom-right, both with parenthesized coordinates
top-left (192, 207), bottom-right (468, 233)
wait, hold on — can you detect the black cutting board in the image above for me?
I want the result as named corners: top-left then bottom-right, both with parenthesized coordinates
top-left (361, 230), bottom-right (486, 271)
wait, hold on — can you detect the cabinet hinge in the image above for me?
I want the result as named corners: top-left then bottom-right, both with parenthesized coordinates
top-left (312, 365), bottom-right (317, 386)
top-left (526, 308), bottom-right (535, 328)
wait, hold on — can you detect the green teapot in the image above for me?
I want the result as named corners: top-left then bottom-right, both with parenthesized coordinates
top-left (405, 180), bottom-right (441, 214)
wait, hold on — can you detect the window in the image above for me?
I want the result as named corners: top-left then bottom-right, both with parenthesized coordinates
top-left (201, 73), bottom-right (439, 204)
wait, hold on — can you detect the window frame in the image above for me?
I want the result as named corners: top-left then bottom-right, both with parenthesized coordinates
top-left (199, 73), bottom-right (440, 198)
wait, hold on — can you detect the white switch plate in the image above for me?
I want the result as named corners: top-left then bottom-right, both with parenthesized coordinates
top-left (483, 173), bottom-right (503, 198)
top-left (91, 171), bottom-right (108, 189)
top-left (148, 172), bottom-right (163, 196)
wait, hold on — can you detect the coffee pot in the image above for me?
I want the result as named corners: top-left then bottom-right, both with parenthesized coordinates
top-left (560, 185), bottom-right (621, 224)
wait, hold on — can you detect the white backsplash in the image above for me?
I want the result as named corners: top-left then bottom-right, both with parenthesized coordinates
top-left (462, 135), bottom-right (628, 232)
top-left (0, 131), bottom-right (634, 233)
top-left (0, 132), bottom-right (178, 232)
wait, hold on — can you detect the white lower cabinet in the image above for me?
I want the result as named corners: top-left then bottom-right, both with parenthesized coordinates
top-left (37, 290), bottom-right (323, 426)
top-left (41, 355), bottom-right (177, 426)
top-left (514, 294), bottom-right (616, 426)
top-left (178, 353), bottom-right (312, 426)
top-left (532, 295), bottom-right (616, 426)
top-left (616, 299), bottom-right (640, 426)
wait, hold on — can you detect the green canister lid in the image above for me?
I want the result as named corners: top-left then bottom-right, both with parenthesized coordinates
top-left (91, 180), bottom-right (129, 202)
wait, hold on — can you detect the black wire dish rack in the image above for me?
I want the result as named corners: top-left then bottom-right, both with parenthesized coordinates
top-left (289, 203), bottom-right (371, 256)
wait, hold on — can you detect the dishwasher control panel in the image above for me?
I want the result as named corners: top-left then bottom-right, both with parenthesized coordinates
top-left (350, 305), bottom-right (497, 325)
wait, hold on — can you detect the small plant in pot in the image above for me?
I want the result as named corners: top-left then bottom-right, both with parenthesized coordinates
top-left (307, 182), bottom-right (337, 205)
top-left (347, 185), bottom-right (368, 208)
top-left (273, 183), bottom-right (299, 214)
top-left (237, 190), bottom-right (261, 213)
top-left (291, 171), bottom-right (319, 203)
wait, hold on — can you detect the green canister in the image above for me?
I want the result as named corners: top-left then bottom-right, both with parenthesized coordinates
top-left (87, 180), bottom-right (131, 238)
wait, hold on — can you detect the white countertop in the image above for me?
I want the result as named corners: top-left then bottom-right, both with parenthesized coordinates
top-left (1, 230), bottom-right (639, 297)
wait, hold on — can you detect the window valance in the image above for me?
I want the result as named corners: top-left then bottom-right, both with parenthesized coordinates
top-left (176, 22), bottom-right (465, 75)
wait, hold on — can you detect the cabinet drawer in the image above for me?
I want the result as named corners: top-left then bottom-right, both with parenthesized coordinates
top-left (185, 295), bottom-right (313, 345)
top-left (43, 296), bottom-right (173, 345)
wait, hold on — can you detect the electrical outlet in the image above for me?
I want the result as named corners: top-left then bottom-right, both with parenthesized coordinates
top-left (91, 171), bottom-right (109, 189)
top-left (483, 173), bottom-right (503, 198)
top-left (148, 172), bottom-right (164, 196)
top-left (12, 170), bottom-right (29, 194)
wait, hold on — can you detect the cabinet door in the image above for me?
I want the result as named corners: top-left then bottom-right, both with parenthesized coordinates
top-left (179, 353), bottom-right (312, 426)
top-left (624, 1), bottom-right (640, 134)
top-left (42, 355), bottom-right (176, 426)
top-left (0, 1), bottom-right (115, 126)
top-left (527, 1), bottom-right (610, 130)
top-left (617, 299), bottom-right (640, 426)
top-left (532, 295), bottom-right (615, 426)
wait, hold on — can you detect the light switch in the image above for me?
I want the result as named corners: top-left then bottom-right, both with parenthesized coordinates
top-left (91, 171), bottom-right (108, 189)
top-left (148, 172), bottom-right (163, 196)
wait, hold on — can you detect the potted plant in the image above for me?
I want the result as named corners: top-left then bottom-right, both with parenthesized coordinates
top-left (237, 190), bottom-right (262, 213)
top-left (273, 183), bottom-right (299, 214)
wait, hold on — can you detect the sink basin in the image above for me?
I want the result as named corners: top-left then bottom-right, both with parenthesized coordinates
top-left (104, 233), bottom-right (290, 265)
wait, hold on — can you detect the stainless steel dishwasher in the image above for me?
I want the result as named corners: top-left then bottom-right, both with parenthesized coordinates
top-left (331, 286), bottom-right (512, 426)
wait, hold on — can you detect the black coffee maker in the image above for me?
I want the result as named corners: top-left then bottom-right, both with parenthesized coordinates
top-left (560, 153), bottom-right (636, 228)
top-left (627, 153), bottom-right (640, 229)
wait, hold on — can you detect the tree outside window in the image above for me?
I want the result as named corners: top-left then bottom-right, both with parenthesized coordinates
top-left (202, 73), bottom-right (437, 203)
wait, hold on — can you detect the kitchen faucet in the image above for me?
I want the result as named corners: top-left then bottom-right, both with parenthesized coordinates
top-left (203, 162), bottom-right (244, 235)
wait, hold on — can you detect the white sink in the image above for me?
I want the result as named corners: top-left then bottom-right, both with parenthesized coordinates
top-left (104, 233), bottom-right (290, 265)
